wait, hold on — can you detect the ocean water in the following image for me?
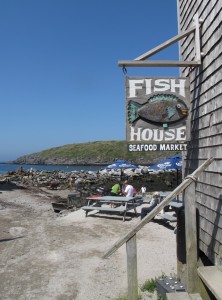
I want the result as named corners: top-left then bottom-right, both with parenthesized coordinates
top-left (0, 163), bottom-right (103, 175)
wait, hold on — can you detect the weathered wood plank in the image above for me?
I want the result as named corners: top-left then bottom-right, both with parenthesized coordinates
top-left (126, 234), bottom-right (138, 300)
top-left (117, 60), bottom-right (200, 67)
top-left (197, 266), bottom-right (222, 300)
top-left (190, 134), bottom-right (222, 149)
top-left (199, 228), bottom-right (222, 254)
top-left (199, 214), bottom-right (222, 231)
top-left (199, 240), bottom-right (222, 265)
top-left (184, 182), bottom-right (199, 293)
top-left (180, 0), bottom-right (220, 50)
top-left (81, 206), bottom-right (126, 212)
top-left (196, 184), bottom-right (222, 199)
top-left (184, 147), bottom-right (221, 161)
top-left (192, 92), bottom-right (222, 117)
top-left (189, 293), bottom-right (204, 300)
top-left (166, 292), bottom-right (203, 300)
top-left (190, 78), bottom-right (222, 107)
top-left (198, 206), bottom-right (222, 228)
top-left (166, 292), bottom-right (191, 300)
top-left (195, 123), bottom-right (222, 140)
top-left (198, 169), bottom-right (222, 182)
top-left (183, 43), bottom-right (222, 79)
top-left (199, 226), bottom-right (222, 248)
top-left (190, 103), bottom-right (222, 127)
top-left (201, 5), bottom-right (221, 39)
top-left (158, 213), bottom-right (177, 222)
top-left (184, 171), bottom-right (220, 186)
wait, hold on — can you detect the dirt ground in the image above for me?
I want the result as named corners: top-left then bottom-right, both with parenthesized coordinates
top-left (0, 183), bottom-right (177, 300)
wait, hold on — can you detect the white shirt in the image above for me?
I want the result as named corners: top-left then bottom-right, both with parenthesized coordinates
top-left (124, 185), bottom-right (134, 197)
top-left (141, 187), bottom-right (146, 193)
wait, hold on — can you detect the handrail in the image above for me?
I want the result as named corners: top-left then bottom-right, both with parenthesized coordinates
top-left (103, 157), bottom-right (214, 259)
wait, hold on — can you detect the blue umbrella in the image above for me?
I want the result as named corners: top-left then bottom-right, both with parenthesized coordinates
top-left (148, 154), bottom-right (182, 171)
top-left (106, 159), bottom-right (137, 169)
top-left (148, 154), bottom-right (182, 201)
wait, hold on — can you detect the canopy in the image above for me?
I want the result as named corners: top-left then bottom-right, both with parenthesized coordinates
top-left (105, 160), bottom-right (137, 169)
top-left (148, 154), bottom-right (182, 171)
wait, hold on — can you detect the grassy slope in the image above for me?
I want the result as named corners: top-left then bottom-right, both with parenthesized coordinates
top-left (28, 140), bottom-right (180, 164)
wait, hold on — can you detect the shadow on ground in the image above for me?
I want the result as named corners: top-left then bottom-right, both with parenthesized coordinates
top-left (0, 236), bottom-right (24, 243)
top-left (0, 182), bottom-right (26, 192)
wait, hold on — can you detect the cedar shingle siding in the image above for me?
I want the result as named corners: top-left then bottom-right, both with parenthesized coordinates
top-left (177, 0), bottom-right (222, 264)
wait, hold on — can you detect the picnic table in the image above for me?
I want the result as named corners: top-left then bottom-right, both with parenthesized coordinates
top-left (81, 195), bottom-right (141, 221)
top-left (159, 192), bottom-right (183, 222)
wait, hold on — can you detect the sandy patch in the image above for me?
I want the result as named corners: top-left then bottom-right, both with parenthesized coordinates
top-left (0, 185), bottom-right (177, 299)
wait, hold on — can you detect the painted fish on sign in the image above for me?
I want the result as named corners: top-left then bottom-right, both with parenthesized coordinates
top-left (128, 94), bottom-right (188, 124)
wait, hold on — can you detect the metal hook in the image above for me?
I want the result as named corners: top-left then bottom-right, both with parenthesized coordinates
top-left (122, 66), bottom-right (127, 75)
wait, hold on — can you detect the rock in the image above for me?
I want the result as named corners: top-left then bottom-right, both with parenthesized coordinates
top-left (0, 166), bottom-right (182, 196)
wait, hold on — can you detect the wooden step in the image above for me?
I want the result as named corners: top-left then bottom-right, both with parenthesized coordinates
top-left (166, 292), bottom-right (203, 300)
top-left (197, 265), bottom-right (222, 300)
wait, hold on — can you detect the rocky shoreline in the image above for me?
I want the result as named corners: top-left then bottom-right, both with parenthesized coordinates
top-left (0, 165), bottom-right (182, 198)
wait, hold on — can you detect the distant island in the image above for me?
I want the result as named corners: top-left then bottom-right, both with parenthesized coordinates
top-left (12, 140), bottom-right (181, 166)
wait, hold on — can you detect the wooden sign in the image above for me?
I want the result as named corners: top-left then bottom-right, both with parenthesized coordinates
top-left (125, 77), bottom-right (190, 151)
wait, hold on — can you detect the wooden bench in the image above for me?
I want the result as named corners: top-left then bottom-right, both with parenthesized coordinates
top-left (166, 292), bottom-right (203, 300)
top-left (81, 205), bottom-right (130, 221)
top-left (158, 213), bottom-right (177, 222)
top-left (82, 205), bottom-right (126, 213)
top-left (197, 265), bottom-right (222, 300)
top-left (169, 201), bottom-right (183, 208)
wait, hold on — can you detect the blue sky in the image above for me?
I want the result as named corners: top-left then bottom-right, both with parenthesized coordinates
top-left (0, 0), bottom-right (179, 161)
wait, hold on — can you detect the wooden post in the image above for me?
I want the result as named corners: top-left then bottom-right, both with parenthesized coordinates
top-left (126, 234), bottom-right (138, 300)
top-left (184, 181), bottom-right (199, 292)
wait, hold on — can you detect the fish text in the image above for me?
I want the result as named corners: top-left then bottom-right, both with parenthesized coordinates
top-left (128, 78), bottom-right (186, 98)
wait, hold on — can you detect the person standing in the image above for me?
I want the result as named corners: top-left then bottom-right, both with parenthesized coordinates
top-left (140, 185), bottom-right (146, 198)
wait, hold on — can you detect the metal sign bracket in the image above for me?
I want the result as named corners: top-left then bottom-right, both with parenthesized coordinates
top-left (118, 13), bottom-right (203, 68)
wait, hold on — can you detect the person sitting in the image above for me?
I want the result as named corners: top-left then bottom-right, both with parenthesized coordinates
top-left (133, 187), bottom-right (137, 197)
top-left (110, 182), bottom-right (122, 196)
top-left (122, 181), bottom-right (134, 197)
top-left (110, 181), bottom-right (122, 208)
top-left (140, 191), bottom-right (161, 220)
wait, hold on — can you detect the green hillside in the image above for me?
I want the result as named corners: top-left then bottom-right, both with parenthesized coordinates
top-left (14, 140), bottom-right (181, 165)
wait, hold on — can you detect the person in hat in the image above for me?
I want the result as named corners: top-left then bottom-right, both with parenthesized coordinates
top-left (140, 191), bottom-right (161, 219)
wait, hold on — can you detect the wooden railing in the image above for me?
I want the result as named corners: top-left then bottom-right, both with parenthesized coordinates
top-left (103, 157), bottom-right (214, 300)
